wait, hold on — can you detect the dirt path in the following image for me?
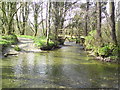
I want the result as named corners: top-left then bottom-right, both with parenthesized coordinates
top-left (17, 37), bottom-right (42, 53)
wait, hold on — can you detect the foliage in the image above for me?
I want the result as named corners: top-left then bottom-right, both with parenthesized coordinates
top-left (0, 39), bottom-right (10, 46)
top-left (0, 34), bottom-right (18, 46)
top-left (84, 30), bottom-right (118, 60)
top-left (69, 38), bottom-right (76, 42)
top-left (84, 30), bottom-right (96, 49)
top-left (17, 35), bottom-right (34, 39)
top-left (34, 37), bottom-right (56, 50)
top-left (98, 45), bottom-right (111, 57)
top-left (14, 45), bottom-right (21, 51)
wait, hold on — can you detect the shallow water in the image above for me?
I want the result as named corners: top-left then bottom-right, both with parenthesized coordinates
top-left (1, 42), bottom-right (119, 88)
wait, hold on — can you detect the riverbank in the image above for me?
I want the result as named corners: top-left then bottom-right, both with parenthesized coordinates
top-left (1, 35), bottom-right (63, 58)
top-left (86, 50), bottom-right (118, 63)
top-left (0, 34), bottom-right (19, 58)
top-left (1, 37), bottom-right (49, 58)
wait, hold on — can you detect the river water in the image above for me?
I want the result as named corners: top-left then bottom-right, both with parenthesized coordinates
top-left (1, 42), bottom-right (119, 88)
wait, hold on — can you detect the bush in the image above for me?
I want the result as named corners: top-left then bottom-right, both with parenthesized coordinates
top-left (84, 30), bottom-right (118, 60)
top-left (85, 35), bottom-right (94, 49)
top-left (95, 43), bottom-right (119, 57)
top-left (98, 45), bottom-right (111, 57)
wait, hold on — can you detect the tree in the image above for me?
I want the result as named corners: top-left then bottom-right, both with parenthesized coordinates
top-left (109, 2), bottom-right (117, 45)
top-left (21, 2), bottom-right (29, 35)
top-left (47, 0), bottom-right (51, 45)
top-left (33, 2), bottom-right (41, 36)
top-left (97, 2), bottom-right (102, 38)
top-left (1, 2), bottom-right (21, 35)
top-left (85, 0), bottom-right (89, 36)
top-left (40, 3), bottom-right (45, 35)
top-left (15, 3), bottom-right (21, 34)
top-left (30, 2), bottom-right (43, 36)
top-left (51, 1), bottom-right (78, 40)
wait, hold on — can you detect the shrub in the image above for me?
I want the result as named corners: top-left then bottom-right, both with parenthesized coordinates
top-left (96, 43), bottom-right (119, 57)
top-left (98, 45), bottom-right (111, 57)
top-left (85, 35), bottom-right (94, 49)
top-left (84, 30), bottom-right (118, 60)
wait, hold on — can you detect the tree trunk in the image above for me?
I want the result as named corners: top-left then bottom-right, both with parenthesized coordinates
top-left (21, 2), bottom-right (29, 35)
top-left (21, 3), bottom-right (25, 35)
top-left (1, 2), bottom-right (6, 35)
top-left (41, 4), bottom-right (45, 36)
top-left (16, 12), bottom-right (21, 34)
top-left (85, 1), bottom-right (89, 36)
top-left (109, 2), bottom-right (117, 45)
top-left (34, 3), bottom-right (38, 36)
top-left (45, 2), bottom-right (48, 37)
top-left (97, 2), bottom-right (101, 38)
top-left (117, 1), bottom-right (120, 63)
top-left (47, 1), bottom-right (51, 45)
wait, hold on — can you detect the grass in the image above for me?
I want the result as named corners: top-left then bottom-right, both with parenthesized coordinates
top-left (14, 35), bottom-right (59, 50)
top-left (17, 35), bottom-right (34, 39)
top-left (84, 30), bottom-right (119, 61)
top-left (34, 37), bottom-right (55, 50)
top-left (0, 39), bottom-right (10, 45)
top-left (0, 34), bottom-right (18, 46)
top-left (14, 45), bottom-right (21, 51)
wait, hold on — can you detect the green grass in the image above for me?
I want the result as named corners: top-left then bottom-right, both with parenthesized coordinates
top-left (84, 30), bottom-right (119, 61)
top-left (17, 35), bottom-right (34, 39)
top-left (34, 37), bottom-right (55, 49)
top-left (12, 35), bottom-right (59, 50)
top-left (14, 45), bottom-right (21, 51)
top-left (0, 39), bottom-right (10, 46)
top-left (0, 34), bottom-right (18, 46)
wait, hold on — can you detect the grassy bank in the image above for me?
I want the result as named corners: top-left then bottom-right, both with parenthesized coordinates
top-left (84, 30), bottom-right (119, 62)
top-left (0, 34), bottom-right (18, 47)
top-left (17, 35), bottom-right (60, 50)
top-left (34, 36), bottom-right (60, 50)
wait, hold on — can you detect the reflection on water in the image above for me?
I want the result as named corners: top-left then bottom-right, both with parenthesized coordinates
top-left (2, 42), bottom-right (119, 88)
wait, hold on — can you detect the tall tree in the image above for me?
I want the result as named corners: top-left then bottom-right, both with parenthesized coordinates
top-left (45, 2), bottom-right (48, 37)
top-left (47, 0), bottom-right (51, 45)
top-left (109, 1), bottom-right (117, 45)
top-left (1, 2), bottom-right (6, 35)
top-left (85, 0), bottom-right (89, 36)
top-left (33, 3), bottom-right (40, 36)
top-left (21, 2), bottom-right (29, 35)
top-left (97, 2), bottom-right (102, 38)
top-left (1, 2), bottom-right (21, 35)
top-left (41, 3), bottom-right (45, 35)
top-left (15, 3), bottom-right (21, 34)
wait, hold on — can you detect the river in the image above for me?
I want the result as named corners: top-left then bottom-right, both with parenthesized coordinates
top-left (1, 42), bottom-right (119, 88)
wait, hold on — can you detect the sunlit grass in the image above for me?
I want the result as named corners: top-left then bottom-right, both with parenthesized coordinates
top-left (0, 35), bottom-right (18, 46)
top-left (17, 35), bottom-right (34, 39)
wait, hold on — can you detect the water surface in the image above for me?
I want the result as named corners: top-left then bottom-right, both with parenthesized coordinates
top-left (1, 42), bottom-right (119, 88)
